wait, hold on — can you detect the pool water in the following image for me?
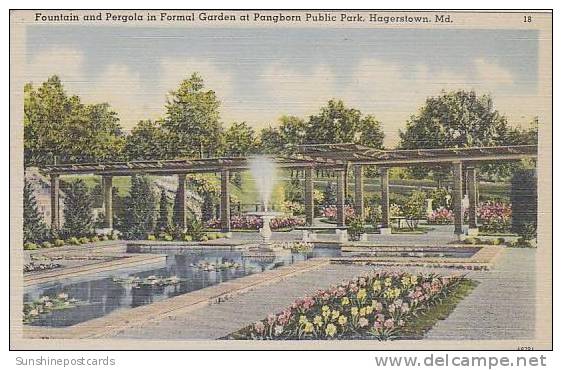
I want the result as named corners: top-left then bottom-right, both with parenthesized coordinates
top-left (24, 247), bottom-right (339, 327)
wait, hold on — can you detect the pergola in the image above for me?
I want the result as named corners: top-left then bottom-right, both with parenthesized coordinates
top-left (43, 144), bottom-right (537, 236)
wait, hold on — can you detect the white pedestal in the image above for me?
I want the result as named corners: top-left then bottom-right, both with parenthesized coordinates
top-left (336, 229), bottom-right (348, 242)
top-left (379, 228), bottom-right (392, 235)
top-left (360, 233), bottom-right (369, 241)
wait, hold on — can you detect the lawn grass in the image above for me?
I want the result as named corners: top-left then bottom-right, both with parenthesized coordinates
top-left (395, 279), bottom-right (478, 340)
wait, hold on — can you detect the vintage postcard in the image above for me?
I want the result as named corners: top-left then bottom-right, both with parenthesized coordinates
top-left (9, 9), bottom-right (552, 350)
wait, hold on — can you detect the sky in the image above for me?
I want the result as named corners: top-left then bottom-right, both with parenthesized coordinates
top-left (24, 26), bottom-right (541, 146)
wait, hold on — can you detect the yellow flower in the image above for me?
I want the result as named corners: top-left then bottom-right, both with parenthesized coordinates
top-left (351, 307), bottom-right (359, 316)
top-left (410, 275), bottom-right (418, 285)
top-left (385, 277), bottom-right (392, 287)
top-left (313, 315), bottom-right (323, 326)
top-left (341, 297), bottom-right (350, 306)
top-left (331, 310), bottom-right (340, 320)
top-left (322, 309), bottom-right (331, 318)
top-left (304, 322), bottom-right (314, 333)
top-left (365, 305), bottom-right (373, 315)
top-left (325, 323), bottom-right (337, 337)
top-left (357, 289), bottom-right (367, 301)
top-left (338, 315), bottom-right (348, 326)
top-left (359, 307), bottom-right (367, 316)
top-left (401, 276), bottom-right (411, 287)
top-left (299, 315), bottom-right (308, 324)
top-left (322, 305), bottom-right (330, 311)
top-left (372, 280), bottom-right (382, 292)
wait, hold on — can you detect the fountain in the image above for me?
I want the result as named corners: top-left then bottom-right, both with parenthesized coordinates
top-left (244, 157), bottom-right (287, 255)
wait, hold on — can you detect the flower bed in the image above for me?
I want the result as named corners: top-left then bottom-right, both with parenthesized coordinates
top-left (226, 271), bottom-right (470, 340)
top-left (206, 215), bottom-right (305, 230)
top-left (321, 205), bottom-right (355, 221)
top-left (478, 202), bottom-right (511, 233)
top-left (427, 207), bottom-right (454, 225)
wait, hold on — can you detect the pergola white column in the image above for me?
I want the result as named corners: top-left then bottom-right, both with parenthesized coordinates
top-left (336, 169), bottom-right (346, 227)
top-left (304, 167), bottom-right (314, 226)
top-left (220, 169), bottom-right (231, 233)
top-left (102, 175), bottom-right (113, 229)
top-left (354, 164), bottom-right (364, 220)
top-left (177, 174), bottom-right (187, 230)
top-left (452, 161), bottom-right (464, 235)
top-left (466, 166), bottom-right (479, 235)
top-left (379, 167), bottom-right (391, 235)
top-left (50, 174), bottom-right (60, 229)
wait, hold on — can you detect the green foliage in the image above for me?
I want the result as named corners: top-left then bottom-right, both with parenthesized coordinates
top-left (24, 76), bottom-right (124, 166)
top-left (186, 218), bottom-right (205, 241)
top-left (23, 179), bottom-right (48, 243)
top-left (79, 236), bottom-right (90, 244)
top-left (511, 168), bottom-right (537, 235)
top-left (121, 175), bottom-right (157, 240)
top-left (24, 242), bottom-right (38, 250)
top-left (402, 191), bottom-right (426, 230)
top-left (201, 192), bottom-right (215, 222)
top-left (62, 179), bottom-right (94, 238)
top-left (41, 241), bottom-right (53, 248)
top-left (67, 237), bottom-right (80, 245)
top-left (429, 188), bottom-right (451, 210)
top-left (323, 181), bottom-right (337, 205)
top-left (304, 100), bottom-right (384, 148)
top-left (163, 73), bottom-right (223, 158)
top-left (156, 189), bottom-right (171, 231)
top-left (347, 216), bottom-right (365, 241)
top-left (123, 120), bottom-right (173, 160)
top-left (399, 90), bottom-right (510, 179)
top-left (223, 121), bottom-right (258, 156)
top-left (54, 239), bottom-right (65, 247)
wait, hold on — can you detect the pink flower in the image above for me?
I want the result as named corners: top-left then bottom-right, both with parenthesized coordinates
top-left (384, 318), bottom-right (395, 329)
top-left (254, 321), bottom-right (265, 334)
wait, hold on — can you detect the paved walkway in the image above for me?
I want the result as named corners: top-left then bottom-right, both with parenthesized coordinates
top-left (426, 248), bottom-right (535, 340)
top-left (109, 248), bottom-right (536, 341)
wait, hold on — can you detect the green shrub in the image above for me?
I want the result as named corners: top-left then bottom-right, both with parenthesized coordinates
top-left (79, 236), bottom-right (90, 244)
top-left (186, 218), bottom-right (205, 241)
top-left (490, 238), bottom-right (502, 245)
top-left (183, 234), bottom-right (193, 242)
top-left (100, 235), bottom-right (109, 241)
top-left (347, 216), bottom-right (365, 241)
top-left (90, 236), bottom-right (100, 243)
top-left (497, 237), bottom-right (506, 244)
top-left (54, 239), bottom-right (65, 247)
top-left (207, 233), bottom-right (217, 240)
top-left (464, 237), bottom-right (478, 245)
top-left (147, 234), bottom-right (156, 241)
top-left (24, 242), bottom-right (38, 250)
top-left (163, 234), bottom-right (173, 241)
top-left (41, 241), bottom-right (53, 249)
top-left (108, 233), bottom-right (118, 240)
top-left (67, 237), bottom-right (80, 245)
top-left (403, 191), bottom-right (426, 230)
top-left (200, 235), bottom-right (208, 242)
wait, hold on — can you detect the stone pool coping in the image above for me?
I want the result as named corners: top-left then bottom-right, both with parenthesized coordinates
top-left (331, 245), bottom-right (503, 270)
top-left (23, 258), bottom-right (331, 339)
top-left (23, 254), bottom-right (167, 287)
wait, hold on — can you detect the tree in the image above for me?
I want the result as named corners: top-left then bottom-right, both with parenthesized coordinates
top-left (23, 179), bottom-right (48, 243)
top-left (24, 76), bottom-right (125, 166)
top-left (259, 126), bottom-right (285, 154)
top-left (223, 121), bottom-right (257, 156)
top-left (122, 175), bottom-right (156, 239)
top-left (62, 179), bottom-right (94, 237)
top-left (399, 90), bottom-right (510, 180)
top-left (156, 188), bottom-right (170, 232)
top-left (163, 73), bottom-right (223, 158)
top-left (123, 120), bottom-right (172, 160)
top-left (304, 100), bottom-right (385, 148)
